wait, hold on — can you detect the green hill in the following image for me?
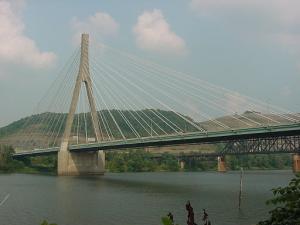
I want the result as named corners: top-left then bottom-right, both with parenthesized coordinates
top-left (0, 109), bottom-right (198, 148)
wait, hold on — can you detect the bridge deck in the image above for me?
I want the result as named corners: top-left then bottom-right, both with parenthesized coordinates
top-left (13, 123), bottom-right (300, 158)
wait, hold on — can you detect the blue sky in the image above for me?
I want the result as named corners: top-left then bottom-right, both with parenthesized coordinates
top-left (0, 0), bottom-right (300, 126)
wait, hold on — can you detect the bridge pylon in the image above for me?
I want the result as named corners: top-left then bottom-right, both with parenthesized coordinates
top-left (58, 33), bottom-right (105, 176)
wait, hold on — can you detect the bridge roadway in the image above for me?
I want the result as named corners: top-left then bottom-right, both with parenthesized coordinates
top-left (13, 123), bottom-right (300, 158)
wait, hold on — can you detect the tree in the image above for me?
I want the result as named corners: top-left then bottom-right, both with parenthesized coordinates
top-left (258, 174), bottom-right (300, 225)
top-left (0, 145), bottom-right (24, 172)
top-left (107, 152), bottom-right (126, 172)
top-left (160, 153), bottom-right (179, 171)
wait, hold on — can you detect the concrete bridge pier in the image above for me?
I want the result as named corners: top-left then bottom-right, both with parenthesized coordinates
top-left (217, 156), bottom-right (227, 172)
top-left (179, 160), bottom-right (185, 170)
top-left (58, 150), bottom-right (105, 176)
top-left (293, 153), bottom-right (300, 173)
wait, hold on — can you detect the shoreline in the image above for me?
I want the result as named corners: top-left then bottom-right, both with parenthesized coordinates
top-left (0, 168), bottom-right (294, 176)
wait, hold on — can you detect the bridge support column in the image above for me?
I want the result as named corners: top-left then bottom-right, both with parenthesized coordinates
top-left (58, 150), bottom-right (104, 176)
top-left (293, 153), bottom-right (300, 173)
top-left (179, 160), bottom-right (185, 170)
top-left (217, 156), bottom-right (226, 172)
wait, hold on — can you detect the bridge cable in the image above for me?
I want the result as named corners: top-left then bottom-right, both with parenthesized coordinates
top-left (91, 58), bottom-right (184, 135)
top-left (90, 66), bottom-right (143, 138)
top-left (89, 73), bottom-right (126, 140)
top-left (90, 66), bottom-right (157, 137)
top-left (99, 44), bottom-right (299, 124)
top-left (90, 60), bottom-right (165, 136)
top-left (101, 47), bottom-right (274, 128)
top-left (92, 56), bottom-right (206, 134)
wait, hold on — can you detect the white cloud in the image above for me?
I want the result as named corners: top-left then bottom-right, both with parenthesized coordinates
top-left (71, 12), bottom-right (119, 44)
top-left (133, 9), bottom-right (187, 55)
top-left (0, 0), bottom-right (56, 68)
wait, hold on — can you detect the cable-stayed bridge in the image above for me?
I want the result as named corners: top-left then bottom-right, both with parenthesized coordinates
top-left (7, 34), bottom-right (300, 175)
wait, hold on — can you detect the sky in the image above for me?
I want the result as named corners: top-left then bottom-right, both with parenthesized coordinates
top-left (0, 0), bottom-right (300, 127)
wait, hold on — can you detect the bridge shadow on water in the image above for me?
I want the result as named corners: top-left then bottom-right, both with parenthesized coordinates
top-left (69, 173), bottom-right (199, 195)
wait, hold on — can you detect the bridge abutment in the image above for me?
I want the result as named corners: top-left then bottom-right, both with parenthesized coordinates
top-left (293, 153), bottom-right (300, 173)
top-left (217, 156), bottom-right (226, 172)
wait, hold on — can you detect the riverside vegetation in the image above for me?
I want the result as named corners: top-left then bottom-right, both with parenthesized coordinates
top-left (0, 144), bottom-right (293, 173)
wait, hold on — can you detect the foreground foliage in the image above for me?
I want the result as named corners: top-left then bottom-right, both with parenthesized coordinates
top-left (161, 202), bottom-right (211, 225)
top-left (258, 174), bottom-right (300, 225)
top-left (161, 217), bottom-right (176, 225)
top-left (40, 220), bottom-right (57, 225)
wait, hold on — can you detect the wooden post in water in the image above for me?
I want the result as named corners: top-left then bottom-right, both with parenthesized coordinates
top-left (238, 167), bottom-right (244, 209)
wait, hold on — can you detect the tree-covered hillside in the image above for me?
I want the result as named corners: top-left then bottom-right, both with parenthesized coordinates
top-left (0, 109), bottom-right (199, 148)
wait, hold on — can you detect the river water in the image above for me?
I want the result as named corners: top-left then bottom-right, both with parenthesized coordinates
top-left (0, 170), bottom-right (294, 225)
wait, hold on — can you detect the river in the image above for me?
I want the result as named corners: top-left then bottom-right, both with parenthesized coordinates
top-left (0, 170), bottom-right (294, 225)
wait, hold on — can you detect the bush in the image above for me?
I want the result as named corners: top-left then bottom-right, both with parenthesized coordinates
top-left (258, 174), bottom-right (300, 225)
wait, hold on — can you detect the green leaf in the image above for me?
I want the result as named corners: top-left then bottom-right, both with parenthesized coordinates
top-left (161, 217), bottom-right (173, 225)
